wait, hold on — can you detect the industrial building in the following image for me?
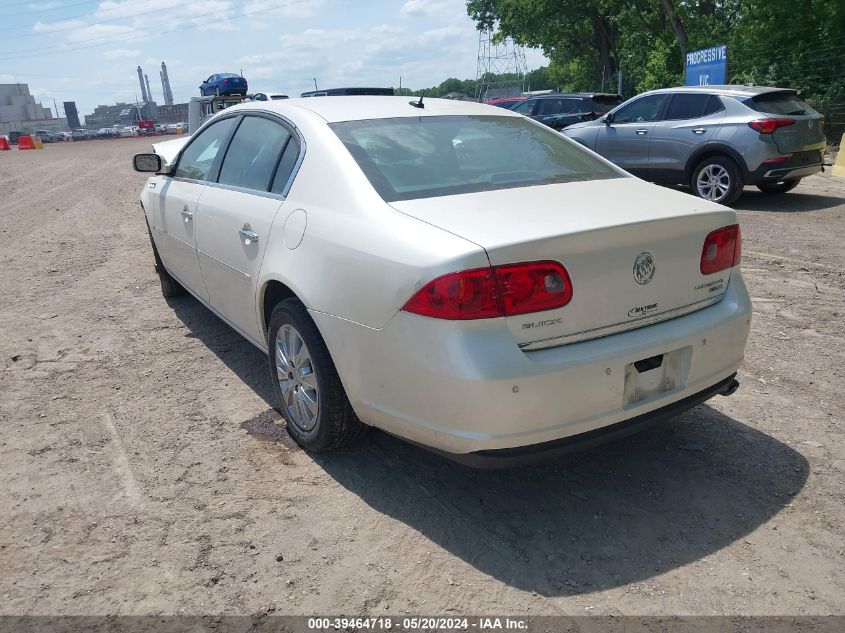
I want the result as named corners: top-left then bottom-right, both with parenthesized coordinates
top-left (84, 102), bottom-right (158, 128)
top-left (83, 61), bottom-right (183, 126)
top-left (0, 83), bottom-right (67, 134)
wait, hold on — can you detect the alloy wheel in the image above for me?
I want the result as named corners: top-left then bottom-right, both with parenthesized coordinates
top-left (275, 324), bottom-right (319, 432)
top-left (696, 164), bottom-right (732, 202)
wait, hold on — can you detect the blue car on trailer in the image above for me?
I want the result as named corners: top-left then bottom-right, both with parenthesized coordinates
top-left (199, 73), bottom-right (248, 96)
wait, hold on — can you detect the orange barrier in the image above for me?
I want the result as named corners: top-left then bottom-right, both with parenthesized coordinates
top-left (0, 137), bottom-right (9, 150)
top-left (17, 135), bottom-right (34, 150)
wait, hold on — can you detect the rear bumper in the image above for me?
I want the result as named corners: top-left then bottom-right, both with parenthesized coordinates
top-left (312, 273), bottom-right (752, 456)
top-left (746, 149), bottom-right (824, 184)
top-left (430, 373), bottom-right (738, 468)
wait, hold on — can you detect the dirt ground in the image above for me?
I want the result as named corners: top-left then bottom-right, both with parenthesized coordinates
top-left (1, 137), bottom-right (843, 616)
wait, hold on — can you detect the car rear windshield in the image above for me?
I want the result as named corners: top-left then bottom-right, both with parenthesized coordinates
top-left (330, 115), bottom-right (622, 202)
top-left (746, 92), bottom-right (816, 116)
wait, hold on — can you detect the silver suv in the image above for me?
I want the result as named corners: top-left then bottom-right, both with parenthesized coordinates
top-left (563, 85), bottom-right (826, 205)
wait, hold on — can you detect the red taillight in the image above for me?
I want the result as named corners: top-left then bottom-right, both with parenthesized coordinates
top-left (762, 156), bottom-right (788, 164)
top-left (700, 225), bottom-right (741, 275)
top-left (748, 118), bottom-right (794, 134)
top-left (402, 268), bottom-right (501, 320)
top-left (496, 261), bottom-right (573, 316)
top-left (403, 261), bottom-right (573, 320)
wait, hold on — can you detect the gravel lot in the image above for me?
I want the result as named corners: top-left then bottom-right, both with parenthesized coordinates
top-left (1, 137), bottom-right (843, 616)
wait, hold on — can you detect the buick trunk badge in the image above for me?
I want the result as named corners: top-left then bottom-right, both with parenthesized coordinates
top-left (633, 252), bottom-right (656, 285)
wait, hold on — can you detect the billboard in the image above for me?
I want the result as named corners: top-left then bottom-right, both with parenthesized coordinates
top-left (685, 45), bottom-right (727, 86)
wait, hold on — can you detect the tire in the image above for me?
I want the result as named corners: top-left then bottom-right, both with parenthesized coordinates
top-left (146, 228), bottom-right (185, 298)
top-left (757, 178), bottom-right (801, 194)
top-left (267, 298), bottom-right (366, 451)
top-left (691, 156), bottom-right (744, 205)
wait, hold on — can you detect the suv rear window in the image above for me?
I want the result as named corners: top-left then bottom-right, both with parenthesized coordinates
top-left (746, 92), bottom-right (816, 116)
top-left (331, 115), bottom-right (622, 202)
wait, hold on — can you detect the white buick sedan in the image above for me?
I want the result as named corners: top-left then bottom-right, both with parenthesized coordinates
top-left (133, 96), bottom-right (751, 466)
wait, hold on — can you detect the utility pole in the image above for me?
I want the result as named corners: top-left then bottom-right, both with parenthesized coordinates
top-left (617, 70), bottom-right (623, 95)
top-left (313, 78), bottom-right (318, 91)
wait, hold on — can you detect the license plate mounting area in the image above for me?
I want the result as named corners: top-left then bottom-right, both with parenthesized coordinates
top-left (623, 346), bottom-right (692, 408)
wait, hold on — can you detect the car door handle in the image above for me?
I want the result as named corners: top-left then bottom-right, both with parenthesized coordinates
top-left (635, 129), bottom-right (648, 135)
top-left (181, 206), bottom-right (193, 221)
top-left (239, 227), bottom-right (259, 243)
top-left (692, 128), bottom-right (706, 134)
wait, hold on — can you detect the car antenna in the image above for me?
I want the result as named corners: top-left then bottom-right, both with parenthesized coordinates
top-left (409, 92), bottom-right (424, 109)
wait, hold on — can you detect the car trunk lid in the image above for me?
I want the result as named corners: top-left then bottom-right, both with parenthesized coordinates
top-left (771, 114), bottom-right (826, 154)
top-left (390, 178), bottom-right (738, 348)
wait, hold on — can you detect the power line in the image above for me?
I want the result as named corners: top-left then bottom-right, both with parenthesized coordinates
top-left (0, 0), bottom-right (93, 11)
top-left (0, 0), bottom-right (147, 20)
top-left (0, 0), bottom-right (189, 37)
top-left (0, 0), bottom-right (310, 60)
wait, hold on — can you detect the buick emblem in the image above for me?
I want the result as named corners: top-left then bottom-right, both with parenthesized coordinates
top-left (633, 252), bottom-right (656, 285)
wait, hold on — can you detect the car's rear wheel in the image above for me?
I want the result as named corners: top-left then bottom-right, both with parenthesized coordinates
top-left (691, 156), bottom-right (743, 205)
top-left (757, 178), bottom-right (801, 194)
top-left (267, 298), bottom-right (366, 451)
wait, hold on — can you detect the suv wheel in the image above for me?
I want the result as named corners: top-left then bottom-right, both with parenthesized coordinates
top-left (757, 178), bottom-right (801, 194)
top-left (267, 298), bottom-right (366, 452)
top-left (691, 156), bottom-right (743, 205)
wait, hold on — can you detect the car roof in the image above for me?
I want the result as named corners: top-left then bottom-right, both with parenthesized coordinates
top-left (225, 96), bottom-right (522, 123)
top-left (646, 85), bottom-right (797, 98)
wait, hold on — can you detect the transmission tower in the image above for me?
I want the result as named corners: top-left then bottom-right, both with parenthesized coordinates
top-left (475, 29), bottom-right (528, 101)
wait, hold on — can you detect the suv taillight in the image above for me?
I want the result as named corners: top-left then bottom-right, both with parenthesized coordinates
top-left (403, 261), bottom-right (573, 320)
top-left (748, 118), bottom-right (794, 134)
top-left (701, 225), bottom-right (741, 275)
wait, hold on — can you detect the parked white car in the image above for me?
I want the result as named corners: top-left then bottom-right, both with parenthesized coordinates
top-left (133, 97), bottom-right (751, 466)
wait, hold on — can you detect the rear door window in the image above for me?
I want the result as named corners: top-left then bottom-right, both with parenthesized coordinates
top-left (218, 116), bottom-right (290, 191)
top-left (665, 94), bottom-right (724, 120)
top-left (746, 92), bottom-right (816, 116)
top-left (537, 99), bottom-right (564, 115)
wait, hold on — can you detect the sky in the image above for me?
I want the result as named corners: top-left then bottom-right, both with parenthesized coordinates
top-left (0, 0), bottom-right (548, 119)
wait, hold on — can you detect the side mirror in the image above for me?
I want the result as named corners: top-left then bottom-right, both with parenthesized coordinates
top-left (133, 153), bottom-right (163, 173)
top-left (604, 112), bottom-right (614, 125)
